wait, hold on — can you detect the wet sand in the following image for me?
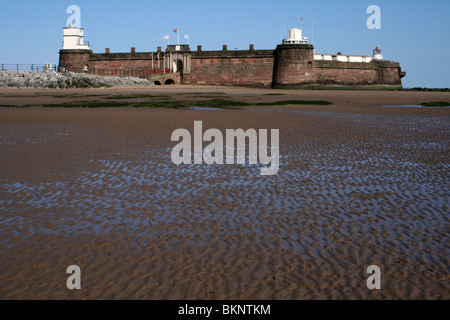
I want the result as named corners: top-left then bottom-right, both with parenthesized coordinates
top-left (0, 87), bottom-right (449, 299)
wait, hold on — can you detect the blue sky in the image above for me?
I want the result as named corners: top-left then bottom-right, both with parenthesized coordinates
top-left (0, 0), bottom-right (449, 88)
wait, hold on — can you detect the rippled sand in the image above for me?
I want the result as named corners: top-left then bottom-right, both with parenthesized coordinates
top-left (0, 87), bottom-right (449, 299)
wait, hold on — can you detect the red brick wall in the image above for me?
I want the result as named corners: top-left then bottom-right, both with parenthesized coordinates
top-left (378, 66), bottom-right (402, 85)
top-left (315, 67), bottom-right (379, 85)
top-left (189, 56), bottom-right (274, 86)
top-left (90, 59), bottom-right (158, 71)
top-left (89, 59), bottom-right (167, 77)
top-left (314, 61), bottom-right (402, 86)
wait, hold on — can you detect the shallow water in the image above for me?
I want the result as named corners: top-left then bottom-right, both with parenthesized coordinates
top-left (376, 105), bottom-right (423, 108)
top-left (185, 107), bottom-right (224, 111)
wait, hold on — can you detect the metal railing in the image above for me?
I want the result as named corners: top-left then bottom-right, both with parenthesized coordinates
top-left (1, 64), bottom-right (58, 72)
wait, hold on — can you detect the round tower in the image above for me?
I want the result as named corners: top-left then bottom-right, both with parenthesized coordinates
top-left (58, 27), bottom-right (92, 73)
top-left (272, 28), bottom-right (315, 88)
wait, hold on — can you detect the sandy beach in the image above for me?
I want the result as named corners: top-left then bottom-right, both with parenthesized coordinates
top-left (0, 86), bottom-right (448, 299)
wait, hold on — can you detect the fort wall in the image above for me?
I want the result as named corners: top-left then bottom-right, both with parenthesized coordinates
top-left (59, 46), bottom-right (404, 87)
top-left (186, 48), bottom-right (275, 86)
top-left (314, 60), bottom-right (403, 86)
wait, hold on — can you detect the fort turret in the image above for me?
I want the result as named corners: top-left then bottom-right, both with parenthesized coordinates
top-left (272, 27), bottom-right (315, 88)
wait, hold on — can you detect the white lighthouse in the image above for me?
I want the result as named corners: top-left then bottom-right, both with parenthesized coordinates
top-left (62, 27), bottom-right (90, 50)
top-left (373, 46), bottom-right (383, 61)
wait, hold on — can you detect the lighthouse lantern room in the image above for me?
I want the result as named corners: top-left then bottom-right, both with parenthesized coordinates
top-left (373, 46), bottom-right (383, 60)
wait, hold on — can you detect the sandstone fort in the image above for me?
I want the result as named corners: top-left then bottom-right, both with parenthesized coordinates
top-left (59, 25), bottom-right (406, 88)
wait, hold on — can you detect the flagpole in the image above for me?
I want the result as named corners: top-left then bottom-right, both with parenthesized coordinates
top-left (177, 28), bottom-right (180, 45)
top-left (281, 24), bottom-right (283, 42)
top-left (280, 16), bottom-right (283, 42)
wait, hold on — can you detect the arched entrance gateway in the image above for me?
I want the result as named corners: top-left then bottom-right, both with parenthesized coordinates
top-left (164, 79), bottom-right (175, 85)
top-left (177, 59), bottom-right (183, 75)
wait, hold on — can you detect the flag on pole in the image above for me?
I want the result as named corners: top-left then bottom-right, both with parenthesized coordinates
top-left (174, 29), bottom-right (180, 45)
top-left (184, 35), bottom-right (189, 39)
top-left (163, 35), bottom-right (170, 46)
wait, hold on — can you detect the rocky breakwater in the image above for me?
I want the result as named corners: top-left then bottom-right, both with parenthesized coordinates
top-left (0, 70), bottom-right (153, 88)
